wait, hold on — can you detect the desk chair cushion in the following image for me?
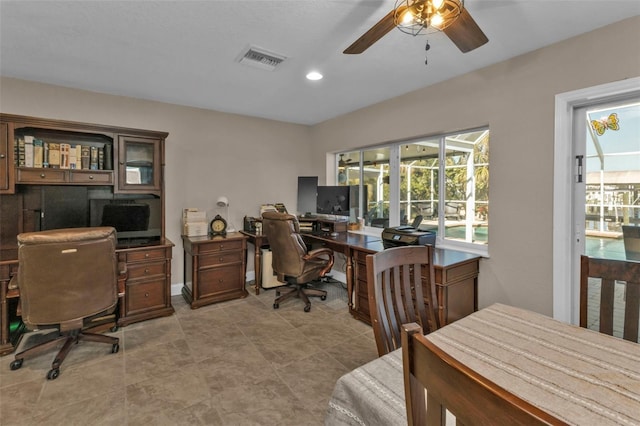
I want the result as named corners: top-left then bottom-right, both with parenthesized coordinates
top-left (17, 227), bottom-right (118, 331)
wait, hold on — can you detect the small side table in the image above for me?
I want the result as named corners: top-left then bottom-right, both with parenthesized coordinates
top-left (182, 232), bottom-right (248, 309)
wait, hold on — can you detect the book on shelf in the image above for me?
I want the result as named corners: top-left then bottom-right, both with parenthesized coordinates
top-left (89, 146), bottom-right (99, 170)
top-left (33, 139), bottom-right (44, 168)
top-left (60, 143), bottom-right (70, 169)
top-left (98, 146), bottom-right (104, 170)
top-left (69, 144), bottom-right (77, 169)
top-left (80, 145), bottom-right (90, 169)
top-left (24, 136), bottom-right (34, 167)
top-left (17, 137), bottom-right (25, 167)
top-left (43, 142), bottom-right (50, 168)
top-left (104, 144), bottom-right (112, 170)
top-left (48, 143), bottom-right (61, 168)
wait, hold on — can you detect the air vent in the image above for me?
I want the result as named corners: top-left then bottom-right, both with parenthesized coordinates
top-left (237, 46), bottom-right (286, 71)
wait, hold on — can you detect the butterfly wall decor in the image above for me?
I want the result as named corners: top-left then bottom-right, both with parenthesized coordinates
top-left (591, 113), bottom-right (620, 136)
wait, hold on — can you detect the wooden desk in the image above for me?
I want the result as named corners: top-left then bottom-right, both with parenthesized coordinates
top-left (326, 303), bottom-right (640, 425)
top-left (242, 230), bottom-right (480, 326)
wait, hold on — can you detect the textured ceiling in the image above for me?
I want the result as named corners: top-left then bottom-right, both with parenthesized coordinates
top-left (1, 1), bottom-right (638, 125)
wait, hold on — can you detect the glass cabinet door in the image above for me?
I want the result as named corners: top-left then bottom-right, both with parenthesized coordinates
top-left (117, 135), bottom-right (161, 192)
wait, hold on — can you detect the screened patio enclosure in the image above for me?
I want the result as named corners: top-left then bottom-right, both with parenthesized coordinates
top-left (584, 102), bottom-right (640, 260)
top-left (337, 128), bottom-right (489, 247)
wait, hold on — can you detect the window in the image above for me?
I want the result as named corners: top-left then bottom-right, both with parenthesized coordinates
top-left (337, 128), bottom-right (489, 254)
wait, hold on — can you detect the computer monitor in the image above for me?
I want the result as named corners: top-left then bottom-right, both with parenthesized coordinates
top-left (316, 185), bottom-right (350, 216)
top-left (297, 176), bottom-right (318, 215)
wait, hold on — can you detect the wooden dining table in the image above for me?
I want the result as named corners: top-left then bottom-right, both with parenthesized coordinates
top-left (325, 303), bottom-right (640, 425)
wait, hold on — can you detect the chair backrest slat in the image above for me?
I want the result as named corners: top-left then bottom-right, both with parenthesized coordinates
top-left (367, 245), bottom-right (439, 357)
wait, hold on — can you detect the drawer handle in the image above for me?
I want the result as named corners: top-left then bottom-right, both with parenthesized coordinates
top-left (219, 257), bottom-right (223, 262)
top-left (219, 245), bottom-right (224, 250)
top-left (89, 175), bottom-right (94, 180)
top-left (145, 292), bottom-right (149, 298)
top-left (218, 279), bottom-right (224, 283)
top-left (0, 154), bottom-right (5, 159)
top-left (40, 173), bottom-right (46, 178)
top-left (144, 268), bottom-right (149, 274)
top-left (145, 253), bottom-right (149, 258)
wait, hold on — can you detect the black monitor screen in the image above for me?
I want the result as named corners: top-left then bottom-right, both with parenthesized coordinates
top-left (316, 186), bottom-right (350, 216)
top-left (101, 203), bottom-right (150, 232)
top-left (297, 176), bottom-right (318, 215)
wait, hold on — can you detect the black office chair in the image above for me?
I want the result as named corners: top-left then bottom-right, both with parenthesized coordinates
top-left (262, 211), bottom-right (334, 312)
top-left (10, 227), bottom-right (123, 380)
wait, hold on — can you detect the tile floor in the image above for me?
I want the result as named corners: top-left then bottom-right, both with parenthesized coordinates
top-left (0, 281), bottom-right (377, 425)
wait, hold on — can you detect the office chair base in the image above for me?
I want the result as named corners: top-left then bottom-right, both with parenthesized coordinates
top-left (273, 284), bottom-right (327, 312)
top-left (10, 330), bottom-right (119, 380)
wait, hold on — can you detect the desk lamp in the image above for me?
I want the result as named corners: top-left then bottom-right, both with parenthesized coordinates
top-left (217, 196), bottom-right (235, 232)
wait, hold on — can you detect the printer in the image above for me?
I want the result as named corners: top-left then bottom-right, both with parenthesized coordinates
top-left (382, 226), bottom-right (436, 249)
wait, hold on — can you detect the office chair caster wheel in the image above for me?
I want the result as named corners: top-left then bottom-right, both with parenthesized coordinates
top-left (321, 295), bottom-right (327, 301)
top-left (112, 343), bottom-right (120, 353)
top-left (304, 305), bottom-right (311, 312)
top-left (47, 368), bottom-right (60, 380)
top-left (273, 303), bottom-right (279, 309)
top-left (10, 359), bottom-right (23, 370)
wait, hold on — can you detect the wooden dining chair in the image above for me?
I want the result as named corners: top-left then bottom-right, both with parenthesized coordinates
top-left (580, 255), bottom-right (640, 342)
top-left (366, 245), bottom-right (440, 357)
top-left (401, 322), bottom-right (565, 426)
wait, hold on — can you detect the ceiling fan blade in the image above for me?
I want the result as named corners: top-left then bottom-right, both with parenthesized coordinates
top-left (343, 6), bottom-right (407, 54)
top-left (443, 7), bottom-right (488, 53)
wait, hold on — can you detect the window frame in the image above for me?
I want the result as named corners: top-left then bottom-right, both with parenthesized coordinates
top-left (336, 127), bottom-right (489, 257)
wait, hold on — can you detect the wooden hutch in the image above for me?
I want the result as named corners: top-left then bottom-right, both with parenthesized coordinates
top-left (0, 113), bottom-right (174, 355)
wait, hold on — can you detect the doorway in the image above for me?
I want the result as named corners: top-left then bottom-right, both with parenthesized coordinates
top-left (553, 77), bottom-right (640, 324)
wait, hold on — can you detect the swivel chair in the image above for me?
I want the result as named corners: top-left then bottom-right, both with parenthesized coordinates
top-left (9, 227), bottom-right (122, 380)
top-left (262, 211), bottom-right (334, 312)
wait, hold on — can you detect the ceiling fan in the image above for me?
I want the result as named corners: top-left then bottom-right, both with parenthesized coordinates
top-left (344, 0), bottom-right (488, 54)
top-left (338, 154), bottom-right (354, 167)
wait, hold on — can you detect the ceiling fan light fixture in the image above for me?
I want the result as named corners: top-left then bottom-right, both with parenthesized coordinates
top-left (394, 0), bottom-right (463, 36)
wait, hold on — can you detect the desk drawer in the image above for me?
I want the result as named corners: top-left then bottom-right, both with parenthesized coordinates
top-left (127, 261), bottom-right (166, 280)
top-left (126, 279), bottom-right (167, 314)
top-left (125, 248), bottom-right (167, 263)
top-left (69, 170), bottom-right (113, 184)
top-left (198, 264), bottom-right (244, 295)
top-left (197, 240), bottom-right (244, 254)
top-left (17, 168), bottom-right (66, 183)
top-left (199, 251), bottom-right (243, 268)
top-left (443, 260), bottom-right (479, 284)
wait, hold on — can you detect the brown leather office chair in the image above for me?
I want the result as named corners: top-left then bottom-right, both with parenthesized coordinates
top-left (580, 255), bottom-right (640, 342)
top-left (9, 227), bottom-right (122, 380)
top-left (261, 211), bottom-right (334, 312)
top-left (366, 245), bottom-right (440, 356)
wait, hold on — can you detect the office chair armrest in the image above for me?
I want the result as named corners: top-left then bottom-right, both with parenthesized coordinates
top-left (303, 247), bottom-right (335, 276)
top-left (117, 261), bottom-right (128, 296)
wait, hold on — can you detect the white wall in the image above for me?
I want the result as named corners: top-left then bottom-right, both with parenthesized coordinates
top-left (1, 17), bottom-right (638, 315)
top-left (309, 16), bottom-right (640, 316)
top-left (0, 78), bottom-right (313, 285)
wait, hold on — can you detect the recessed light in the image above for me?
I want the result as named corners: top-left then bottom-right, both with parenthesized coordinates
top-left (306, 71), bottom-right (323, 81)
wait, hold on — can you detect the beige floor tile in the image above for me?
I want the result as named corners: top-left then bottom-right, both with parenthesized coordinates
top-left (0, 281), bottom-right (376, 426)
